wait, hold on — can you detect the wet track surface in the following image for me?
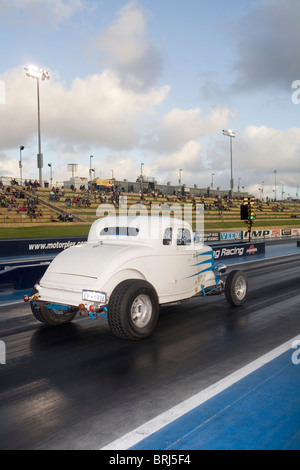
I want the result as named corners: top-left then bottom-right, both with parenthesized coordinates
top-left (0, 252), bottom-right (300, 449)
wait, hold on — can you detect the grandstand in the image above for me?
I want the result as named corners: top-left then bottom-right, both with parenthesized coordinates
top-left (1, 181), bottom-right (299, 233)
top-left (0, 184), bottom-right (86, 229)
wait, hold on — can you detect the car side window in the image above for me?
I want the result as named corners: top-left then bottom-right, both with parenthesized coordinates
top-left (177, 228), bottom-right (191, 246)
top-left (163, 227), bottom-right (172, 245)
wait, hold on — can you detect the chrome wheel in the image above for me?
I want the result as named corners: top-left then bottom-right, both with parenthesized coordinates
top-left (235, 275), bottom-right (247, 300)
top-left (131, 294), bottom-right (153, 328)
top-left (108, 280), bottom-right (159, 340)
top-left (225, 270), bottom-right (248, 306)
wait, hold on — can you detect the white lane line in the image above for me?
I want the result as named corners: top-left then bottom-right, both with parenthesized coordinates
top-left (0, 301), bottom-right (24, 307)
top-left (100, 335), bottom-right (300, 450)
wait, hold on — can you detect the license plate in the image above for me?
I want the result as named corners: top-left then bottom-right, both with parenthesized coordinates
top-left (82, 290), bottom-right (106, 303)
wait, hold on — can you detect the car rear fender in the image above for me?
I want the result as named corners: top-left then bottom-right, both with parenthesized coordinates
top-left (104, 269), bottom-right (147, 301)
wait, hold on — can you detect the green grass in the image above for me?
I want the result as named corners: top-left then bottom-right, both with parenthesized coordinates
top-left (0, 216), bottom-right (299, 239)
top-left (204, 219), bottom-right (300, 230)
top-left (0, 224), bottom-right (90, 239)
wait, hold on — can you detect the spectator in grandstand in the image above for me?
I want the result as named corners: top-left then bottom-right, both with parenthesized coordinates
top-left (27, 208), bottom-right (36, 220)
top-left (58, 213), bottom-right (74, 222)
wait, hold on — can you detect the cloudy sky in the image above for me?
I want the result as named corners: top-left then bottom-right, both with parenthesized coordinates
top-left (0, 0), bottom-right (299, 199)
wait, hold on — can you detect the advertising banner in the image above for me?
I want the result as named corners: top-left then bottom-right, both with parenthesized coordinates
top-left (0, 236), bottom-right (87, 258)
top-left (242, 228), bottom-right (300, 239)
top-left (213, 242), bottom-right (265, 260)
top-left (195, 231), bottom-right (219, 242)
top-left (203, 231), bottom-right (219, 242)
top-left (242, 230), bottom-right (272, 239)
top-left (270, 229), bottom-right (281, 238)
top-left (220, 231), bottom-right (242, 241)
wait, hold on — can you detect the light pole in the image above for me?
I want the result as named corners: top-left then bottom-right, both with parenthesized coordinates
top-left (280, 180), bottom-right (285, 201)
top-left (48, 163), bottom-right (53, 188)
top-left (273, 170), bottom-right (277, 201)
top-left (179, 168), bottom-right (182, 185)
top-left (89, 155), bottom-right (93, 181)
top-left (139, 163), bottom-right (144, 190)
top-left (25, 65), bottom-right (50, 187)
top-left (222, 129), bottom-right (236, 198)
top-left (19, 146), bottom-right (24, 186)
top-left (258, 181), bottom-right (264, 200)
top-left (211, 173), bottom-right (215, 189)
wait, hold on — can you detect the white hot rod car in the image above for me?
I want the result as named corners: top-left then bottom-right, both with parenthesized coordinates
top-left (24, 216), bottom-right (248, 340)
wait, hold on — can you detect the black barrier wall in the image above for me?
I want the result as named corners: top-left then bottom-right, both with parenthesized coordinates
top-left (1, 227), bottom-right (300, 258)
top-left (0, 236), bottom-right (266, 262)
top-left (0, 264), bottom-right (50, 290)
top-left (0, 236), bottom-right (87, 257)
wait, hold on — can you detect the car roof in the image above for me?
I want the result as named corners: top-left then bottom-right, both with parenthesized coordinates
top-left (88, 215), bottom-right (192, 242)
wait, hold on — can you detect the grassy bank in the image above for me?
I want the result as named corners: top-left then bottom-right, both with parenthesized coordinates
top-left (0, 217), bottom-right (299, 239)
top-left (0, 224), bottom-right (90, 239)
top-left (204, 219), bottom-right (300, 230)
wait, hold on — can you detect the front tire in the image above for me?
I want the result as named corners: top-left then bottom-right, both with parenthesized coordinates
top-left (225, 270), bottom-right (248, 306)
top-left (108, 280), bottom-right (159, 340)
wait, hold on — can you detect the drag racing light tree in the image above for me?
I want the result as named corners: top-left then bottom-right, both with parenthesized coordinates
top-left (241, 197), bottom-right (255, 241)
top-left (240, 202), bottom-right (248, 221)
top-left (24, 65), bottom-right (50, 187)
top-left (222, 129), bottom-right (236, 198)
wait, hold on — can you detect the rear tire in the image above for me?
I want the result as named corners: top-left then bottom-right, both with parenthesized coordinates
top-left (108, 280), bottom-right (159, 340)
top-left (225, 270), bottom-right (248, 306)
top-left (30, 286), bottom-right (77, 325)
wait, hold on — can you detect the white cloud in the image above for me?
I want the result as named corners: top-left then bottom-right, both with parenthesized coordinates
top-left (96, 1), bottom-right (163, 90)
top-left (208, 124), bottom-right (300, 196)
top-left (2, 65), bottom-right (299, 196)
top-left (153, 140), bottom-right (202, 172)
top-left (0, 0), bottom-right (86, 24)
top-left (237, 125), bottom-right (300, 174)
top-left (146, 106), bottom-right (233, 153)
top-left (0, 66), bottom-right (170, 152)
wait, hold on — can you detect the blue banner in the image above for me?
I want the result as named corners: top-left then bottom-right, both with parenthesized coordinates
top-left (213, 242), bottom-right (265, 260)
